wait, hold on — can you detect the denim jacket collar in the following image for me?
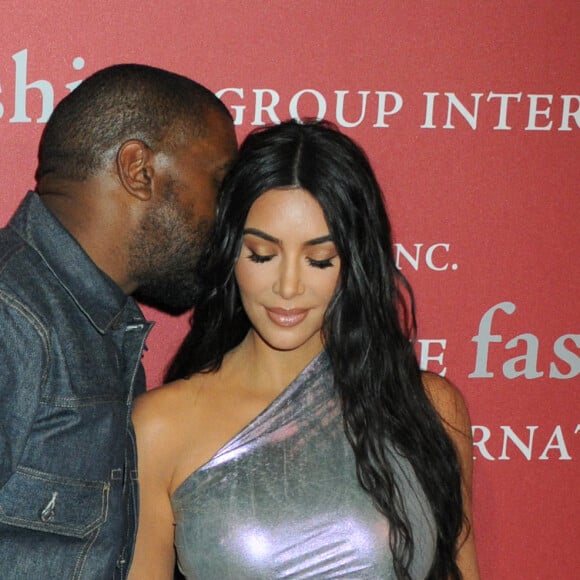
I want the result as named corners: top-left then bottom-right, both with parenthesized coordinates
top-left (8, 191), bottom-right (143, 333)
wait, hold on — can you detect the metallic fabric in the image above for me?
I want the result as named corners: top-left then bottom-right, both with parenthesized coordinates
top-left (171, 352), bottom-right (436, 579)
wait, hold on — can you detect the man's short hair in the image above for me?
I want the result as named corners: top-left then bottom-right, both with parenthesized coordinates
top-left (36, 63), bottom-right (230, 182)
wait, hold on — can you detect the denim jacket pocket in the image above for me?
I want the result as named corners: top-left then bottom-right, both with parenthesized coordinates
top-left (0, 466), bottom-right (109, 537)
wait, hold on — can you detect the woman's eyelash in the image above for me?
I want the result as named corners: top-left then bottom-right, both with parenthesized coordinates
top-left (307, 257), bottom-right (335, 269)
top-left (248, 252), bottom-right (273, 263)
top-left (247, 252), bottom-right (336, 269)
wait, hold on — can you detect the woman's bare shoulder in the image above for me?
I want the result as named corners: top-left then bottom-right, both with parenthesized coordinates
top-left (132, 373), bottom-right (216, 444)
top-left (421, 371), bottom-right (472, 438)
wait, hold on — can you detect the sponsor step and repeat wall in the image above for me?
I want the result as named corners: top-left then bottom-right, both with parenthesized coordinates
top-left (1, 2), bottom-right (578, 578)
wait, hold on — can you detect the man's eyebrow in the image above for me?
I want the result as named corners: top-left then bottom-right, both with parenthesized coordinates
top-left (242, 229), bottom-right (334, 246)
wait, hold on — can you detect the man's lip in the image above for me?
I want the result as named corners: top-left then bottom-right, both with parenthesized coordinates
top-left (266, 307), bottom-right (308, 327)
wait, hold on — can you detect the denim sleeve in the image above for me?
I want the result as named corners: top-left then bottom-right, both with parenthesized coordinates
top-left (0, 297), bottom-right (48, 488)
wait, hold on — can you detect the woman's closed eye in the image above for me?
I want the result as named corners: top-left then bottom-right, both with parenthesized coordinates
top-left (307, 256), bottom-right (337, 269)
top-left (245, 248), bottom-right (338, 268)
top-left (248, 251), bottom-right (274, 263)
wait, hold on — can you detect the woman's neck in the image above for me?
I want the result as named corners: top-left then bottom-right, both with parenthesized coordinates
top-left (225, 330), bottom-right (323, 397)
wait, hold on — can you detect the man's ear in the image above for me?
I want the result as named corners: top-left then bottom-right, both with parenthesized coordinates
top-left (116, 140), bottom-right (155, 201)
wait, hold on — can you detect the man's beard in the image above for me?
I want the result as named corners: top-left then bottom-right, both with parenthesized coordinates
top-left (129, 189), bottom-right (214, 313)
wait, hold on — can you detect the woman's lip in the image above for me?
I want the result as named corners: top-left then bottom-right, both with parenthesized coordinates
top-left (266, 307), bottom-right (308, 327)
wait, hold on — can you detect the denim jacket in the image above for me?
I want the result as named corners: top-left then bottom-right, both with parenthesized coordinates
top-left (0, 192), bottom-right (153, 579)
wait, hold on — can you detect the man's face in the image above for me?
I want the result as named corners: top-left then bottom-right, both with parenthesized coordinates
top-left (130, 109), bottom-right (237, 311)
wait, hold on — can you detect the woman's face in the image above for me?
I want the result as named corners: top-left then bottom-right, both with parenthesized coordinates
top-left (234, 187), bottom-right (341, 358)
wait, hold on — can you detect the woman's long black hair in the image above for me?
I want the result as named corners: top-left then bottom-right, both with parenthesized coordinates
top-left (166, 120), bottom-right (464, 579)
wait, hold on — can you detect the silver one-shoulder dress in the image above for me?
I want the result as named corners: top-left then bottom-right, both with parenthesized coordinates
top-left (171, 352), bottom-right (436, 579)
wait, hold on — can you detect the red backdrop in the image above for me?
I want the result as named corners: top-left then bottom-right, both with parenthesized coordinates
top-left (1, 2), bottom-right (578, 578)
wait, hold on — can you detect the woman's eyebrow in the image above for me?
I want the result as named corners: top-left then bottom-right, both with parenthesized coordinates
top-left (304, 235), bottom-right (333, 247)
top-left (242, 229), bottom-right (334, 247)
top-left (243, 228), bottom-right (279, 243)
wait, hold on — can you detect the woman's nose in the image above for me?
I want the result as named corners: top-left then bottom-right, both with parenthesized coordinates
top-left (273, 258), bottom-right (305, 299)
